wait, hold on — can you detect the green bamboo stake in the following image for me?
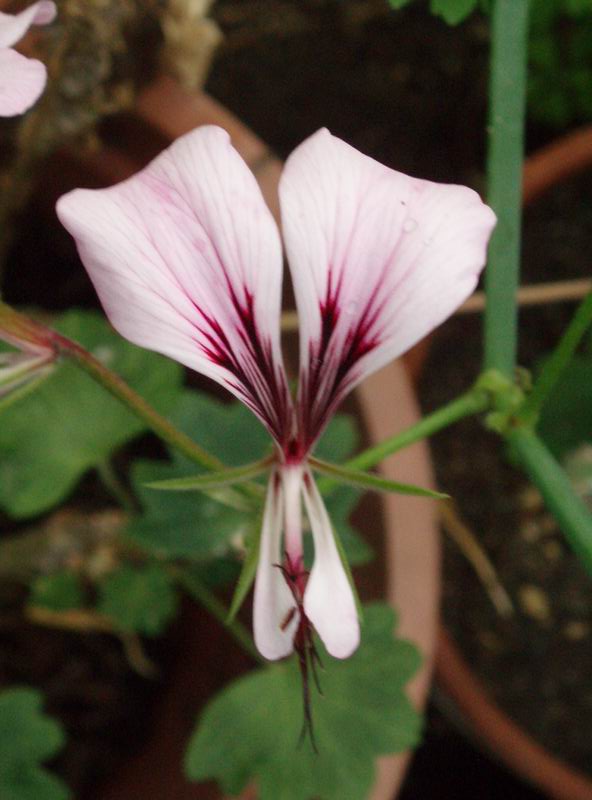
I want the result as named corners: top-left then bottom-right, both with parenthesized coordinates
top-left (483, 0), bottom-right (530, 375)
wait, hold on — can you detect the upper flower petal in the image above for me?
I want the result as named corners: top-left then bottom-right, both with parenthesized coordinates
top-left (57, 126), bottom-right (292, 443)
top-left (253, 471), bottom-right (300, 660)
top-left (280, 128), bottom-right (496, 448)
top-left (0, 48), bottom-right (46, 116)
top-left (302, 470), bottom-right (359, 659)
top-left (0, 1), bottom-right (56, 48)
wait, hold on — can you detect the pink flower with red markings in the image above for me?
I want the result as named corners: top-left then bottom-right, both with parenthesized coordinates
top-left (0, 0), bottom-right (56, 117)
top-left (56, 125), bottom-right (495, 664)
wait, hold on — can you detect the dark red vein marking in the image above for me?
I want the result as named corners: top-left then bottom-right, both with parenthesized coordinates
top-left (191, 280), bottom-right (292, 445)
top-left (297, 269), bottom-right (382, 450)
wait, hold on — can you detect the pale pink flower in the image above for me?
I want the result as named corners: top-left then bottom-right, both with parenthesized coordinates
top-left (56, 126), bottom-right (495, 661)
top-left (0, 1), bottom-right (56, 116)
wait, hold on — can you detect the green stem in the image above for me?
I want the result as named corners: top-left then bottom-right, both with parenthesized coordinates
top-left (176, 569), bottom-right (262, 663)
top-left (55, 333), bottom-right (224, 472)
top-left (345, 386), bottom-right (488, 473)
top-left (509, 427), bottom-right (592, 576)
top-left (483, 0), bottom-right (530, 375)
top-left (521, 292), bottom-right (592, 423)
top-left (56, 334), bottom-right (264, 510)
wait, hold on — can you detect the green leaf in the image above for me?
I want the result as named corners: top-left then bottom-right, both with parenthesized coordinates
top-left (127, 460), bottom-right (249, 558)
top-left (0, 310), bottom-right (182, 519)
top-left (0, 688), bottom-right (70, 800)
top-left (97, 563), bottom-right (179, 636)
top-left (430, 0), bottom-right (479, 23)
top-left (169, 390), bottom-right (272, 467)
top-left (185, 604), bottom-right (422, 800)
top-left (184, 557), bottom-right (241, 590)
top-left (564, 0), bottom-right (592, 17)
top-left (1, 767), bottom-right (71, 800)
top-left (387, 0), bottom-right (415, 9)
top-left (314, 414), bottom-right (359, 463)
top-left (29, 572), bottom-right (84, 612)
top-left (537, 352), bottom-right (592, 459)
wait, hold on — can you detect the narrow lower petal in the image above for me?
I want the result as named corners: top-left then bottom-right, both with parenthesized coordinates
top-left (0, 1), bottom-right (56, 48)
top-left (280, 128), bottom-right (496, 447)
top-left (281, 464), bottom-right (304, 565)
top-left (0, 49), bottom-right (46, 116)
top-left (57, 126), bottom-right (292, 444)
top-left (302, 470), bottom-right (359, 659)
top-left (253, 472), bottom-right (300, 660)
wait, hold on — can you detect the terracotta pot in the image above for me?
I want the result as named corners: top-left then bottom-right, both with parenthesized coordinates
top-left (430, 126), bottom-right (592, 800)
top-left (79, 76), bottom-right (441, 799)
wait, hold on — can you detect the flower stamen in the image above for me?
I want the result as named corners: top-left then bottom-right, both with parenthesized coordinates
top-left (275, 553), bottom-right (323, 752)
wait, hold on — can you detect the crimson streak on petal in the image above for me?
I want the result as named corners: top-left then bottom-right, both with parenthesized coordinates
top-left (298, 268), bottom-right (382, 451)
top-left (192, 280), bottom-right (292, 447)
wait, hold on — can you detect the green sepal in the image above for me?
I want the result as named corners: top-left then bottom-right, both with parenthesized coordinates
top-left (309, 457), bottom-right (448, 499)
top-left (227, 518), bottom-right (262, 622)
top-left (0, 371), bottom-right (51, 416)
top-left (145, 457), bottom-right (272, 494)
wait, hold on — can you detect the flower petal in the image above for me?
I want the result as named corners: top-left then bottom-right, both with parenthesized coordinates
top-left (0, 49), bottom-right (46, 116)
top-left (280, 128), bottom-right (496, 448)
top-left (253, 471), bottom-right (300, 660)
top-left (302, 470), bottom-right (359, 659)
top-left (57, 125), bottom-right (292, 443)
top-left (281, 464), bottom-right (304, 564)
top-left (0, 1), bottom-right (56, 48)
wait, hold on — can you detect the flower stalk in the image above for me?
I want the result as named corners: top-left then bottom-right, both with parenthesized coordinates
top-left (54, 331), bottom-right (263, 511)
top-left (54, 332), bottom-right (224, 472)
top-left (509, 427), bottom-right (592, 577)
top-left (337, 384), bottom-right (490, 476)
